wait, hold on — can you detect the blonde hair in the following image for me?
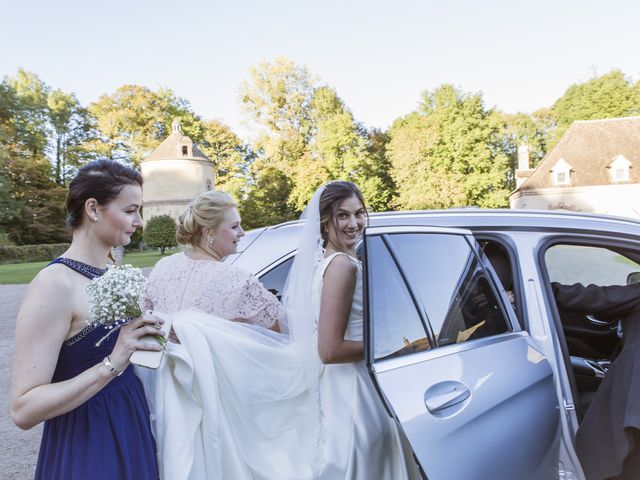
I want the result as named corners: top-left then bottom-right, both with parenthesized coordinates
top-left (176, 190), bottom-right (237, 246)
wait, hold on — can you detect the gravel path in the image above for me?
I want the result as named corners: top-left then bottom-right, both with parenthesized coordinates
top-left (0, 283), bottom-right (40, 479)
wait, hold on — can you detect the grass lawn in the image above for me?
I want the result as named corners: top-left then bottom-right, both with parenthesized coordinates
top-left (0, 249), bottom-right (176, 285)
top-left (122, 250), bottom-right (175, 268)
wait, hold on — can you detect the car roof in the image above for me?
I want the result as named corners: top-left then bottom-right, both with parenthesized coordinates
top-left (268, 208), bottom-right (640, 236)
top-left (232, 209), bottom-right (640, 273)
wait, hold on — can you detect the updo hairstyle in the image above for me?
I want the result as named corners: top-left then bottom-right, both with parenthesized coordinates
top-left (176, 190), bottom-right (237, 246)
top-left (65, 159), bottom-right (142, 229)
top-left (319, 180), bottom-right (368, 246)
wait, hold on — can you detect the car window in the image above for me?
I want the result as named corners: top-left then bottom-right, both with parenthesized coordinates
top-left (384, 233), bottom-right (511, 348)
top-left (545, 245), bottom-right (640, 286)
top-left (367, 235), bottom-right (431, 360)
top-left (258, 256), bottom-right (294, 301)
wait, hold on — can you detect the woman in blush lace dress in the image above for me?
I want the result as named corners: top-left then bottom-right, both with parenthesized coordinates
top-left (141, 190), bottom-right (282, 332)
top-left (138, 191), bottom-right (316, 480)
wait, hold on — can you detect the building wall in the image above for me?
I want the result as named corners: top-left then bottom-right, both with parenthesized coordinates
top-left (510, 184), bottom-right (640, 219)
top-left (141, 159), bottom-right (215, 225)
top-left (142, 200), bottom-right (191, 224)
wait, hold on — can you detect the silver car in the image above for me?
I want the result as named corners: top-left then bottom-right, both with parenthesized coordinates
top-left (227, 208), bottom-right (640, 480)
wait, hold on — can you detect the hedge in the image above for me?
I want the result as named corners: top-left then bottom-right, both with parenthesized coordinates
top-left (0, 243), bottom-right (70, 265)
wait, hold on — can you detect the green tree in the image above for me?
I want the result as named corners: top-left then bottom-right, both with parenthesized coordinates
top-left (198, 119), bottom-right (253, 201)
top-left (549, 70), bottom-right (640, 146)
top-left (88, 85), bottom-right (201, 166)
top-left (309, 87), bottom-right (394, 211)
top-left (0, 154), bottom-right (67, 244)
top-left (388, 85), bottom-right (511, 210)
top-left (47, 89), bottom-right (97, 185)
top-left (239, 57), bottom-right (316, 214)
top-left (240, 56), bottom-right (316, 142)
top-left (0, 72), bottom-right (68, 244)
top-left (498, 112), bottom-right (549, 173)
top-left (143, 215), bottom-right (177, 254)
top-left (3, 69), bottom-right (49, 157)
top-left (240, 60), bottom-right (394, 216)
top-left (239, 165), bottom-right (296, 229)
top-left (0, 159), bottom-right (19, 232)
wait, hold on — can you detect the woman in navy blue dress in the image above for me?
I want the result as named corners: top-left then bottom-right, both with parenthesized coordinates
top-left (10, 160), bottom-right (161, 479)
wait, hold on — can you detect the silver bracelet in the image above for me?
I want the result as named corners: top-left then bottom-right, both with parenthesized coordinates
top-left (102, 356), bottom-right (123, 377)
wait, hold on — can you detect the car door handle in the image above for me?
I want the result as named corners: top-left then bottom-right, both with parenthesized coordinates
top-left (586, 315), bottom-right (610, 326)
top-left (424, 384), bottom-right (471, 413)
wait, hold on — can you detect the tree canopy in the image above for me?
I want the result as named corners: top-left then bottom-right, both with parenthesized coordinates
top-left (143, 214), bottom-right (177, 255)
top-left (549, 70), bottom-right (640, 146)
top-left (2, 63), bottom-right (639, 246)
top-left (388, 85), bottom-right (511, 210)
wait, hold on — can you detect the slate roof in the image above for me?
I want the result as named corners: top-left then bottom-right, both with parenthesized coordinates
top-left (515, 116), bottom-right (640, 191)
top-left (143, 120), bottom-right (211, 163)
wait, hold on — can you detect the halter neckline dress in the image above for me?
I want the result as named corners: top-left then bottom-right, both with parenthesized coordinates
top-left (34, 257), bottom-right (159, 480)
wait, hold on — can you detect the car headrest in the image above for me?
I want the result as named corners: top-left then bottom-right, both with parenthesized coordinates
top-left (482, 243), bottom-right (513, 291)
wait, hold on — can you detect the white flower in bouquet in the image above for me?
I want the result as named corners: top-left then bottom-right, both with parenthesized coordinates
top-left (85, 264), bottom-right (166, 347)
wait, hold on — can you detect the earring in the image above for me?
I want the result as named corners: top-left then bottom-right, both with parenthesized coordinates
top-left (208, 237), bottom-right (215, 246)
top-left (92, 217), bottom-right (98, 222)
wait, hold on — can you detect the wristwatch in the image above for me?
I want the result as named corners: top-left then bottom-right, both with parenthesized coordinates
top-left (102, 356), bottom-right (124, 377)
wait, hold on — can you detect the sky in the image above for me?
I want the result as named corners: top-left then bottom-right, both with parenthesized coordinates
top-left (2, 0), bottom-right (640, 140)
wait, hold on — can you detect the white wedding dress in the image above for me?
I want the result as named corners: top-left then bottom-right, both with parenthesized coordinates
top-left (311, 253), bottom-right (414, 480)
top-left (137, 251), bottom-right (415, 479)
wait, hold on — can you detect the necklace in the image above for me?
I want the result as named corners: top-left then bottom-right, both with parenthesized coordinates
top-left (191, 244), bottom-right (221, 262)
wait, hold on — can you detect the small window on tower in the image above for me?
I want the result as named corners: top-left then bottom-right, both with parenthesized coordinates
top-left (182, 146), bottom-right (188, 156)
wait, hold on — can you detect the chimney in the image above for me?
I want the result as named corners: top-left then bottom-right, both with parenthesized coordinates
top-left (517, 143), bottom-right (530, 171)
top-left (515, 143), bottom-right (533, 189)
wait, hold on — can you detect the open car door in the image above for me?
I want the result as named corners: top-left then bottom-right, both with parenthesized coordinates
top-left (364, 226), bottom-right (561, 480)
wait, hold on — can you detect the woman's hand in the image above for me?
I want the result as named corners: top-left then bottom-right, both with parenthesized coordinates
top-left (109, 315), bottom-right (165, 372)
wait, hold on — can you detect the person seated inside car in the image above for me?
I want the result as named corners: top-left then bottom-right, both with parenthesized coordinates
top-left (482, 241), bottom-right (640, 480)
top-left (549, 279), bottom-right (640, 480)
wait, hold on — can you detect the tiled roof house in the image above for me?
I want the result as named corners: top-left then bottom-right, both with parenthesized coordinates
top-left (510, 116), bottom-right (640, 219)
top-left (141, 119), bottom-right (215, 225)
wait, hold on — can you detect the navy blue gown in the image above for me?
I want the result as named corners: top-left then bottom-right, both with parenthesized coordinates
top-left (34, 258), bottom-right (159, 480)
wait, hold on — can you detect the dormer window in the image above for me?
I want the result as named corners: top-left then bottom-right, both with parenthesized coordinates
top-left (182, 145), bottom-right (188, 156)
top-left (609, 154), bottom-right (631, 182)
top-left (551, 158), bottom-right (572, 186)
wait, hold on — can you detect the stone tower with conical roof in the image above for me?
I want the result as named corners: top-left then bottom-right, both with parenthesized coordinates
top-left (141, 119), bottom-right (215, 225)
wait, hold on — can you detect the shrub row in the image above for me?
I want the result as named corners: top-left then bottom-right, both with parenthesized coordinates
top-left (0, 243), bottom-right (70, 265)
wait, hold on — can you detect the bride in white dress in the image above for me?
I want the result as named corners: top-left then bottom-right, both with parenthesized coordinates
top-left (292, 181), bottom-right (413, 479)
top-left (139, 186), bottom-right (415, 479)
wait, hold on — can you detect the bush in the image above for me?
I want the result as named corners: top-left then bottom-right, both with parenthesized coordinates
top-left (125, 227), bottom-right (144, 251)
top-left (0, 243), bottom-right (70, 264)
top-left (144, 215), bottom-right (177, 255)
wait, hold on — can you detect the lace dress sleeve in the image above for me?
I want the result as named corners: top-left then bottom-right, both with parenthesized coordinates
top-left (139, 285), bottom-right (154, 312)
top-left (234, 276), bottom-right (285, 329)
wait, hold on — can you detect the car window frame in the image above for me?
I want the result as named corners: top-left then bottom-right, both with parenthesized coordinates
top-left (363, 225), bottom-right (521, 367)
top-left (537, 234), bottom-right (640, 422)
top-left (474, 234), bottom-right (527, 332)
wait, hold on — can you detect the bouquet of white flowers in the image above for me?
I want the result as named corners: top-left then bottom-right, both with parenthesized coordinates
top-left (85, 264), bottom-right (166, 348)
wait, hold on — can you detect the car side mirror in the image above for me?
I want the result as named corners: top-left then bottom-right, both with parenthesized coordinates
top-left (627, 272), bottom-right (640, 285)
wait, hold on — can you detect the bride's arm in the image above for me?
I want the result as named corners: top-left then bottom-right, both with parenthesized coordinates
top-left (317, 255), bottom-right (363, 364)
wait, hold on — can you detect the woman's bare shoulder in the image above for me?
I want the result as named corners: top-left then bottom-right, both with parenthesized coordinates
top-left (28, 264), bottom-right (76, 296)
top-left (19, 264), bottom-right (77, 322)
top-left (324, 253), bottom-right (358, 277)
